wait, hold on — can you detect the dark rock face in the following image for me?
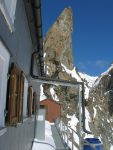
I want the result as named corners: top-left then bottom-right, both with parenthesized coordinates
top-left (88, 65), bottom-right (113, 149)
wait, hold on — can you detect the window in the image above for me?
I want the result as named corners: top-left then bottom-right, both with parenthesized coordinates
top-left (0, 0), bottom-right (17, 32)
top-left (0, 40), bottom-right (10, 127)
top-left (6, 63), bottom-right (25, 126)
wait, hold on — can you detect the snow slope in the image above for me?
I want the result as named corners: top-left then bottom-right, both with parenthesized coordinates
top-left (61, 64), bottom-right (97, 98)
top-left (78, 72), bottom-right (98, 87)
top-left (40, 64), bottom-right (97, 101)
top-left (93, 64), bottom-right (113, 87)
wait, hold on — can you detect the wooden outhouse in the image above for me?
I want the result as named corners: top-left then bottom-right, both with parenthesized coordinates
top-left (40, 99), bottom-right (61, 122)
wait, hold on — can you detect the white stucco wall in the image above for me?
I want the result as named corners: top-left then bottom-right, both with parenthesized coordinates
top-left (0, 40), bottom-right (10, 127)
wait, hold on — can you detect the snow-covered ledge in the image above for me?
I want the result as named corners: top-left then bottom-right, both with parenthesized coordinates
top-left (32, 121), bottom-right (55, 150)
top-left (0, 127), bottom-right (7, 137)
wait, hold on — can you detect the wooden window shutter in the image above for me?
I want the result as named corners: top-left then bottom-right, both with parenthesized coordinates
top-left (32, 92), bottom-right (37, 114)
top-left (27, 86), bottom-right (33, 117)
top-left (7, 63), bottom-right (21, 126)
top-left (17, 71), bottom-right (24, 122)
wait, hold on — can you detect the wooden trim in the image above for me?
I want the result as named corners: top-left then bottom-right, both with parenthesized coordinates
top-left (27, 86), bottom-right (33, 117)
top-left (17, 71), bottom-right (24, 122)
top-left (32, 92), bottom-right (37, 114)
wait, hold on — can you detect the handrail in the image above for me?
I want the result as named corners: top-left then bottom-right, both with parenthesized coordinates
top-left (55, 118), bottom-right (96, 150)
top-left (55, 118), bottom-right (79, 150)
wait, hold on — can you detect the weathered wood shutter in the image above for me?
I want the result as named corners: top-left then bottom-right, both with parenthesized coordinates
top-left (32, 92), bottom-right (37, 114)
top-left (17, 71), bottom-right (24, 122)
top-left (7, 63), bottom-right (21, 125)
top-left (27, 86), bottom-right (33, 117)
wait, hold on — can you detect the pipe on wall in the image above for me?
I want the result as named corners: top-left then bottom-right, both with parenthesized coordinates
top-left (31, 0), bottom-right (45, 76)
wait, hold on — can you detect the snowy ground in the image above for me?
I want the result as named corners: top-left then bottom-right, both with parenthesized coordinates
top-left (32, 121), bottom-right (55, 150)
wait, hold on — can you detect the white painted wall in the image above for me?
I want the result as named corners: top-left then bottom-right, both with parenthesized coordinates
top-left (0, 40), bottom-right (10, 127)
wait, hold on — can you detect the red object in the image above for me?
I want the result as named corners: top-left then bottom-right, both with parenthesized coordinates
top-left (40, 99), bottom-right (61, 122)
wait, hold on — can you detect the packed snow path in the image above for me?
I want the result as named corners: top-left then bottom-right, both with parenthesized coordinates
top-left (51, 125), bottom-right (65, 150)
top-left (32, 121), bottom-right (66, 150)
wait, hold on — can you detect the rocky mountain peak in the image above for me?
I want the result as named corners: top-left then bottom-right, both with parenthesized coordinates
top-left (44, 7), bottom-right (74, 76)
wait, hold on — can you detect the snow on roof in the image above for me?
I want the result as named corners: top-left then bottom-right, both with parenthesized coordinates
top-left (32, 121), bottom-right (55, 150)
top-left (40, 98), bottom-right (61, 105)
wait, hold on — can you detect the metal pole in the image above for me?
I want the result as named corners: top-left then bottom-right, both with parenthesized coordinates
top-left (72, 130), bottom-right (74, 150)
top-left (61, 120), bottom-right (63, 138)
top-left (79, 85), bottom-right (83, 150)
top-left (30, 77), bottom-right (81, 87)
top-left (63, 122), bottom-right (64, 140)
top-left (59, 120), bottom-right (61, 132)
top-left (64, 124), bottom-right (66, 142)
top-left (67, 125), bottom-right (69, 147)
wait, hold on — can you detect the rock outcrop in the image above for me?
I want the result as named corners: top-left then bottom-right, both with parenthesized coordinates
top-left (44, 7), bottom-right (74, 77)
top-left (88, 64), bottom-right (113, 149)
top-left (43, 8), bottom-right (79, 118)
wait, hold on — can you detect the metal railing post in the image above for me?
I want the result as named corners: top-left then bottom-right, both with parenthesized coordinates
top-left (55, 117), bottom-right (84, 150)
top-left (62, 122), bottom-right (64, 141)
top-left (64, 123), bottom-right (66, 142)
top-left (61, 120), bottom-right (63, 138)
top-left (67, 125), bottom-right (69, 146)
top-left (72, 130), bottom-right (74, 150)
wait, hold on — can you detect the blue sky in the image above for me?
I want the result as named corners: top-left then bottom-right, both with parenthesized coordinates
top-left (41, 0), bottom-right (113, 76)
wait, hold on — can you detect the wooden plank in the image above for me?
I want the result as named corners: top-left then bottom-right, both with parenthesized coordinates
top-left (17, 71), bottom-right (24, 122)
top-left (32, 92), bottom-right (37, 114)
